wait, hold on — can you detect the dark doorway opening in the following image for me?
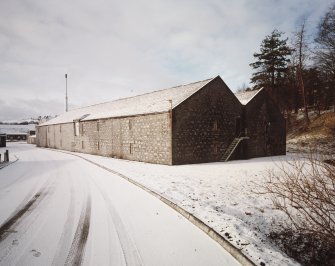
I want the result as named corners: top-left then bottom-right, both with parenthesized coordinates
top-left (0, 135), bottom-right (6, 147)
top-left (235, 117), bottom-right (241, 136)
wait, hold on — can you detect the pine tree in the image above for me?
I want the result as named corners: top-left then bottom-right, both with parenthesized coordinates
top-left (250, 30), bottom-right (292, 109)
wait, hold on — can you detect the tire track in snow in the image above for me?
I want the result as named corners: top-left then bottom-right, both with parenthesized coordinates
top-left (0, 179), bottom-right (56, 265)
top-left (51, 177), bottom-right (76, 266)
top-left (65, 195), bottom-right (91, 266)
top-left (51, 149), bottom-right (142, 265)
top-left (0, 183), bottom-right (51, 241)
top-left (91, 179), bottom-right (143, 266)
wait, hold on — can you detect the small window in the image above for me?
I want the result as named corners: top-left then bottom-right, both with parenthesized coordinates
top-left (213, 120), bottom-right (218, 131)
top-left (81, 123), bottom-right (84, 135)
top-left (97, 141), bottom-right (100, 150)
top-left (97, 121), bottom-right (100, 131)
top-left (81, 141), bottom-right (84, 149)
top-left (130, 143), bottom-right (133, 154)
top-left (129, 120), bottom-right (132, 130)
top-left (265, 122), bottom-right (271, 134)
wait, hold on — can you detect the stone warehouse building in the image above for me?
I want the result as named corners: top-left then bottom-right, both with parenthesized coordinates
top-left (36, 76), bottom-right (286, 165)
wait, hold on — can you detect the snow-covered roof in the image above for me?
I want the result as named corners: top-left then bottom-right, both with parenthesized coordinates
top-left (40, 77), bottom-right (215, 126)
top-left (0, 124), bottom-right (35, 134)
top-left (234, 88), bottom-right (263, 105)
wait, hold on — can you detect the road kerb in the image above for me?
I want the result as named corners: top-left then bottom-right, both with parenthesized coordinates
top-left (0, 157), bottom-right (19, 170)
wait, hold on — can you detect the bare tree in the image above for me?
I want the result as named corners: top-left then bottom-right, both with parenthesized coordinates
top-left (237, 82), bottom-right (250, 93)
top-left (292, 20), bottom-right (310, 125)
top-left (315, 4), bottom-right (335, 112)
top-left (258, 153), bottom-right (335, 245)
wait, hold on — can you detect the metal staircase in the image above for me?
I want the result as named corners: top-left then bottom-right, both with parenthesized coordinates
top-left (221, 135), bottom-right (248, 162)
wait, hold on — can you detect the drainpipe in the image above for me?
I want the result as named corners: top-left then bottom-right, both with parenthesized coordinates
top-left (169, 99), bottom-right (173, 165)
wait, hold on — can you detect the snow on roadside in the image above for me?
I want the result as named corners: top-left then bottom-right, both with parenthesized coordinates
top-left (64, 152), bottom-right (299, 266)
top-left (0, 144), bottom-right (20, 167)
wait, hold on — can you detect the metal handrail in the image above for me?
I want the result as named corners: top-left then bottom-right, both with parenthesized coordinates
top-left (222, 133), bottom-right (248, 162)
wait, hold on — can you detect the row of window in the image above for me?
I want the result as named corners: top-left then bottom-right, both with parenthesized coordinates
top-left (73, 120), bottom-right (134, 136)
top-left (44, 119), bottom-right (120, 135)
top-left (46, 119), bottom-right (223, 137)
top-left (78, 140), bottom-right (134, 154)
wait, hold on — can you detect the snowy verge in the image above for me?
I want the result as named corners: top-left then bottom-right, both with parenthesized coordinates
top-left (44, 149), bottom-right (299, 266)
top-left (0, 151), bottom-right (18, 170)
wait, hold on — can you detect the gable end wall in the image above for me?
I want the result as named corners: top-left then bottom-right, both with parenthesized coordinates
top-left (245, 90), bottom-right (286, 158)
top-left (172, 77), bottom-right (243, 164)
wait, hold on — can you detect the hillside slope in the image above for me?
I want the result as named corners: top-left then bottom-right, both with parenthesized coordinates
top-left (287, 111), bottom-right (335, 155)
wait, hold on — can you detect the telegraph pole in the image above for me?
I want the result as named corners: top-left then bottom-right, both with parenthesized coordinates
top-left (65, 74), bottom-right (68, 112)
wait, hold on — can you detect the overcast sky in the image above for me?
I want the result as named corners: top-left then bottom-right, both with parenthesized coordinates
top-left (0, 0), bottom-right (333, 120)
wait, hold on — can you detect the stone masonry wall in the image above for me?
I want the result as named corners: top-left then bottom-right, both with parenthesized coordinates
top-left (172, 76), bottom-right (243, 164)
top-left (36, 123), bottom-right (75, 151)
top-left (37, 112), bottom-right (172, 165)
top-left (245, 90), bottom-right (286, 158)
top-left (36, 126), bottom-right (47, 147)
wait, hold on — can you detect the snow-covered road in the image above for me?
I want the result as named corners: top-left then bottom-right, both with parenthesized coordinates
top-left (0, 143), bottom-right (240, 266)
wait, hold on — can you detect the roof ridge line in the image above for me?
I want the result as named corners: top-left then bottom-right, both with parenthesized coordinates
top-left (67, 77), bottom-right (215, 112)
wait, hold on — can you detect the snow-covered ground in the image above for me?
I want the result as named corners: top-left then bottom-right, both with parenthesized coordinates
top-left (66, 151), bottom-right (301, 266)
top-left (0, 143), bottom-right (240, 266)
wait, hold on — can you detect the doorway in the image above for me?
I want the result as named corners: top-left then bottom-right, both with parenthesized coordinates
top-left (235, 117), bottom-right (241, 136)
